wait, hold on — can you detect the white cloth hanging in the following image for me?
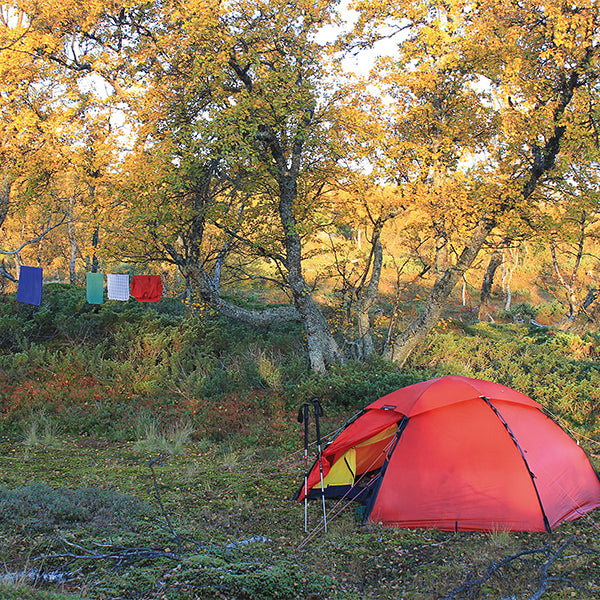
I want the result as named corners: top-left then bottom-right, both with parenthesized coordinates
top-left (107, 273), bottom-right (130, 301)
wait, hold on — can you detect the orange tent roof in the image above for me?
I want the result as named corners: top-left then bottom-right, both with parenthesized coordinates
top-left (298, 376), bottom-right (600, 532)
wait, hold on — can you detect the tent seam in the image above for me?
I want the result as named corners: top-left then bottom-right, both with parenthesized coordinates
top-left (481, 396), bottom-right (552, 533)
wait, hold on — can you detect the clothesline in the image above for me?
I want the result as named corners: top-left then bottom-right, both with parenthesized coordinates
top-left (15, 266), bottom-right (163, 306)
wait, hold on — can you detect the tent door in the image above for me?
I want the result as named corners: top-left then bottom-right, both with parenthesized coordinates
top-left (323, 448), bottom-right (356, 488)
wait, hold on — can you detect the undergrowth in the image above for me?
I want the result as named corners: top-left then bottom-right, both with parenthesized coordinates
top-left (0, 286), bottom-right (599, 599)
top-left (0, 482), bottom-right (147, 533)
top-left (1, 285), bottom-right (599, 442)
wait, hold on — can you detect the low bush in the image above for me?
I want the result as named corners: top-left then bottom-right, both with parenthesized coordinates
top-left (412, 323), bottom-right (600, 431)
top-left (1, 285), bottom-right (599, 446)
top-left (0, 584), bottom-right (85, 600)
top-left (287, 358), bottom-right (432, 409)
top-left (0, 482), bottom-right (148, 533)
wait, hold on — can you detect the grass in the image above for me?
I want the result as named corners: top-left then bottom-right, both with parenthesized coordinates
top-left (21, 411), bottom-right (63, 448)
top-left (0, 434), bottom-right (599, 599)
top-left (133, 412), bottom-right (194, 455)
top-left (1, 287), bottom-right (600, 598)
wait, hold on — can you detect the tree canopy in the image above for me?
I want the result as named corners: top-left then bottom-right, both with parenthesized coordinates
top-left (1, 0), bottom-right (599, 370)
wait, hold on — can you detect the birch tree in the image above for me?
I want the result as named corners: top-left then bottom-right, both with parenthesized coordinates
top-left (352, 0), bottom-right (600, 365)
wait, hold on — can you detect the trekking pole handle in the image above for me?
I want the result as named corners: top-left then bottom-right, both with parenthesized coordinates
top-left (298, 402), bottom-right (310, 443)
top-left (312, 398), bottom-right (323, 417)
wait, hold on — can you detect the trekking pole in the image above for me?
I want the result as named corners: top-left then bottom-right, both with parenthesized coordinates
top-left (312, 398), bottom-right (327, 533)
top-left (297, 402), bottom-right (311, 532)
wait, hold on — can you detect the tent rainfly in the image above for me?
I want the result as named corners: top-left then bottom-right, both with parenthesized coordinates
top-left (296, 376), bottom-right (600, 532)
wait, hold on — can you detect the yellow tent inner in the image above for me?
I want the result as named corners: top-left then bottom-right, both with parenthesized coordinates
top-left (318, 424), bottom-right (398, 489)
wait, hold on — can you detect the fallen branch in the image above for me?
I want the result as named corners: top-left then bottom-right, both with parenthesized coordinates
top-left (441, 536), bottom-right (597, 600)
top-left (148, 455), bottom-right (184, 555)
top-left (37, 534), bottom-right (183, 568)
top-left (441, 544), bottom-right (551, 600)
top-left (516, 537), bottom-right (575, 600)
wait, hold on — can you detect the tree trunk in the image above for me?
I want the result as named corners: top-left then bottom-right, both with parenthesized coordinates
top-left (385, 216), bottom-right (495, 366)
top-left (189, 251), bottom-right (332, 372)
top-left (161, 236), bottom-right (303, 325)
top-left (550, 216), bottom-right (586, 325)
top-left (551, 244), bottom-right (579, 327)
top-left (0, 260), bottom-right (16, 283)
top-left (385, 59), bottom-right (578, 366)
top-left (502, 247), bottom-right (518, 312)
top-left (68, 198), bottom-right (77, 284)
top-left (278, 173), bottom-right (339, 373)
top-left (91, 223), bottom-right (100, 273)
top-left (478, 251), bottom-right (503, 322)
top-left (0, 172), bottom-right (12, 230)
top-left (355, 220), bottom-right (385, 359)
top-left (193, 265), bottom-right (301, 324)
top-left (0, 173), bottom-right (15, 283)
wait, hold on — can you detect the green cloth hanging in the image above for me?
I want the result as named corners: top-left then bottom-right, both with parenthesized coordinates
top-left (86, 272), bottom-right (104, 304)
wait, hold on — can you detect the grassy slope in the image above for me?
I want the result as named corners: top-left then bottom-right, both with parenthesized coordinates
top-left (1, 285), bottom-right (600, 598)
top-left (0, 431), bottom-right (599, 600)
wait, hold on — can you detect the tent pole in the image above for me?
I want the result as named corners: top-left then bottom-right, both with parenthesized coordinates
top-left (312, 398), bottom-right (327, 533)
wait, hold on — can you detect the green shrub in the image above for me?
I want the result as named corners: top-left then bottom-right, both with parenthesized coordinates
top-left (209, 559), bottom-right (332, 599)
top-left (411, 325), bottom-right (600, 432)
top-left (288, 358), bottom-right (431, 409)
top-left (2, 284), bottom-right (599, 445)
top-left (0, 482), bottom-right (148, 533)
top-left (91, 551), bottom-right (333, 600)
top-left (0, 583), bottom-right (85, 600)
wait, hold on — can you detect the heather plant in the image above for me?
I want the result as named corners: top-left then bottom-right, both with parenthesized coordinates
top-left (0, 482), bottom-right (147, 533)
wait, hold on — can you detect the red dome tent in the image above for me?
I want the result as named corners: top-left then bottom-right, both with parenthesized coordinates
top-left (296, 376), bottom-right (600, 532)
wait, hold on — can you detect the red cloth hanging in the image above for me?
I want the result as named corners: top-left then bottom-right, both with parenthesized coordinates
top-left (130, 275), bottom-right (162, 302)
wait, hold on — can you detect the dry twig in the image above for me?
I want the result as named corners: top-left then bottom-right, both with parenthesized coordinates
top-left (441, 536), bottom-right (599, 600)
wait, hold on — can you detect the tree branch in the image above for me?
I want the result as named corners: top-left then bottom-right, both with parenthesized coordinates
top-left (0, 213), bottom-right (68, 256)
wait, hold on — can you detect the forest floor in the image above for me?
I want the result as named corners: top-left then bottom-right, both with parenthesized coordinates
top-left (0, 434), bottom-right (599, 600)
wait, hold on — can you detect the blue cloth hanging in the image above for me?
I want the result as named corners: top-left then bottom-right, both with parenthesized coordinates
top-left (16, 265), bottom-right (43, 305)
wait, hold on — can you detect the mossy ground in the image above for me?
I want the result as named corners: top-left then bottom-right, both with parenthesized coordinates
top-left (0, 436), bottom-right (599, 600)
top-left (1, 287), bottom-right (600, 598)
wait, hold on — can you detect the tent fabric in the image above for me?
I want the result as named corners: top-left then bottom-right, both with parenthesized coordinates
top-left (16, 266), bottom-right (43, 306)
top-left (86, 272), bottom-right (104, 304)
top-left (488, 399), bottom-right (600, 528)
top-left (107, 274), bottom-right (130, 301)
top-left (324, 448), bottom-right (356, 488)
top-left (297, 375), bottom-right (600, 532)
top-left (367, 375), bottom-right (540, 417)
top-left (130, 275), bottom-right (162, 302)
top-left (302, 409), bottom-right (401, 494)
